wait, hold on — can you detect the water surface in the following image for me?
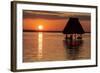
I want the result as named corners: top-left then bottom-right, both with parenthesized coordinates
top-left (23, 32), bottom-right (91, 62)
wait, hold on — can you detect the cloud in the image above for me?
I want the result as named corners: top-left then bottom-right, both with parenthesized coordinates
top-left (23, 10), bottom-right (91, 20)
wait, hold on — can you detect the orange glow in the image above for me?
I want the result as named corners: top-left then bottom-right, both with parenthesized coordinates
top-left (38, 25), bottom-right (43, 30)
top-left (23, 18), bottom-right (90, 32)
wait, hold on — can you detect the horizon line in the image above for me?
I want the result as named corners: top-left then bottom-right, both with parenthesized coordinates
top-left (23, 30), bottom-right (90, 33)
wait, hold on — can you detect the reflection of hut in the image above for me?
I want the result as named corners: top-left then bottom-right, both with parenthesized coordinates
top-left (63, 18), bottom-right (84, 58)
top-left (63, 18), bottom-right (85, 40)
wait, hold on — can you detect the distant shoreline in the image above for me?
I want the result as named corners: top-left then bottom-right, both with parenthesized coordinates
top-left (23, 30), bottom-right (90, 33)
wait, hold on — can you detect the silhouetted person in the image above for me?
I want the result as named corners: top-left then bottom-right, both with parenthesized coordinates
top-left (70, 35), bottom-right (73, 40)
top-left (65, 35), bottom-right (68, 39)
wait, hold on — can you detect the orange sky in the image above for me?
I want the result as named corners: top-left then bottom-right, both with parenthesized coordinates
top-left (23, 10), bottom-right (91, 32)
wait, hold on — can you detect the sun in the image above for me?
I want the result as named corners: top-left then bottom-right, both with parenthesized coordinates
top-left (38, 25), bottom-right (43, 30)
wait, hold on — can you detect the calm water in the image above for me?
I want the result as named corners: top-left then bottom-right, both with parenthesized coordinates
top-left (23, 32), bottom-right (91, 62)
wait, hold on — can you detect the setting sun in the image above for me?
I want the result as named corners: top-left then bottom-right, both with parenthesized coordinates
top-left (38, 25), bottom-right (43, 30)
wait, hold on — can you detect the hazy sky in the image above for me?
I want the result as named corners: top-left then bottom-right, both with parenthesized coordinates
top-left (23, 10), bottom-right (91, 32)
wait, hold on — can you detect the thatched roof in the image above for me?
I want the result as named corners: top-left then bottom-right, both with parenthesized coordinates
top-left (63, 18), bottom-right (85, 34)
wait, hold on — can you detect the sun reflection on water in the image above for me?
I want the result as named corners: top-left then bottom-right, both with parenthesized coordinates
top-left (38, 32), bottom-right (43, 60)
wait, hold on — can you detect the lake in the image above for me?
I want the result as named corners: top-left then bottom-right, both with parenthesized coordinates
top-left (23, 32), bottom-right (91, 62)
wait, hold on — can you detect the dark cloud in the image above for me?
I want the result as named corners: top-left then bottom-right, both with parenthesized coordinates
top-left (23, 10), bottom-right (91, 20)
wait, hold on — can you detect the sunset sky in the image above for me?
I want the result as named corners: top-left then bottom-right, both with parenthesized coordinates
top-left (23, 10), bottom-right (91, 32)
